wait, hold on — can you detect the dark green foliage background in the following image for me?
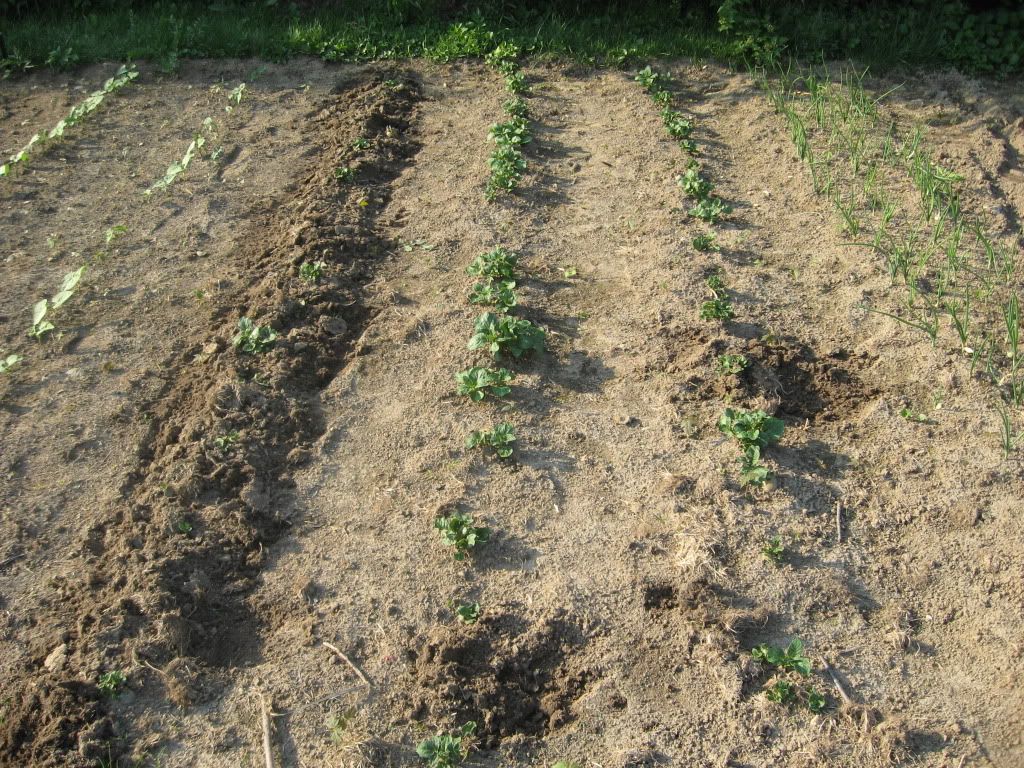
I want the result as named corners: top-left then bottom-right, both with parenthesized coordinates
top-left (1, 1), bottom-right (1022, 73)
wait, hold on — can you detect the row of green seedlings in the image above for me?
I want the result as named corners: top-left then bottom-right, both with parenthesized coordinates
top-left (483, 43), bottom-right (531, 200)
top-left (761, 63), bottom-right (1023, 452)
top-left (635, 68), bottom-right (827, 713)
top-left (146, 83), bottom-right (247, 195)
top-left (635, 65), bottom-right (733, 227)
top-left (0, 65), bottom-right (138, 178)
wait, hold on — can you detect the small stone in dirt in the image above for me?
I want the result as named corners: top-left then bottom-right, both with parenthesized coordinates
top-left (43, 643), bottom-right (68, 672)
top-left (615, 412), bottom-right (639, 426)
top-left (287, 447), bottom-right (311, 466)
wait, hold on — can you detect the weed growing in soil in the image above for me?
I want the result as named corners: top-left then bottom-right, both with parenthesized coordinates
top-left (718, 408), bottom-right (785, 486)
top-left (468, 312), bottom-right (545, 359)
top-left (692, 232), bottom-right (719, 251)
top-left (716, 353), bottom-right (748, 376)
top-left (97, 670), bottom-right (126, 697)
top-left (300, 261), bottom-right (325, 283)
top-left (434, 514), bottom-right (490, 560)
top-left (466, 422), bottom-right (516, 458)
top-left (455, 366), bottom-right (513, 401)
top-left (455, 602), bottom-right (481, 624)
top-left (232, 317), bottom-right (277, 354)
top-left (416, 721), bottom-right (476, 767)
top-left (469, 279), bottom-right (517, 311)
top-left (762, 535), bottom-right (785, 565)
top-left (467, 247), bottom-right (517, 279)
top-left (0, 354), bottom-right (22, 374)
top-left (690, 197), bottom-right (732, 223)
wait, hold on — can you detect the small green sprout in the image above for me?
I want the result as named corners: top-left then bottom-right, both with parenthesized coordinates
top-left (899, 406), bottom-right (934, 424)
top-left (351, 137), bottom-right (370, 150)
top-left (705, 271), bottom-right (727, 296)
top-left (105, 224), bottom-right (127, 245)
top-left (455, 602), bottom-right (481, 624)
top-left (0, 354), bottom-right (23, 374)
top-left (678, 162), bottom-right (712, 198)
top-left (488, 116), bottom-right (531, 146)
top-left (752, 638), bottom-right (812, 676)
top-left (28, 265), bottom-right (86, 339)
top-left (466, 422), bottom-right (516, 459)
top-left (434, 514), bottom-right (489, 561)
top-left (690, 197), bottom-right (732, 223)
top-left (560, 266), bottom-right (577, 278)
top-left (233, 317), bottom-right (277, 354)
top-left (715, 353), bottom-right (748, 376)
top-left (468, 313), bottom-right (545, 359)
top-left (503, 96), bottom-right (529, 118)
top-left (213, 430), bottom-right (241, 453)
top-left (700, 297), bottom-right (734, 321)
top-left (486, 41), bottom-right (521, 68)
top-left (466, 247), bottom-right (517, 280)
top-left (335, 166), bottom-right (356, 182)
top-left (807, 688), bottom-right (826, 713)
top-left (176, 519), bottom-right (193, 535)
top-left (634, 65), bottom-right (660, 91)
top-left (300, 261), bottom-right (325, 283)
top-left (469, 279), bottom-right (517, 311)
top-left (765, 679), bottom-right (796, 704)
top-left (486, 144), bottom-right (527, 199)
top-left (504, 70), bottom-right (528, 94)
top-left (762, 535), bottom-right (785, 565)
top-left (326, 708), bottom-right (358, 745)
top-left (455, 366), bottom-right (513, 401)
top-left (97, 670), bottom-right (126, 697)
top-left (662, 108), bottom-right (693, 139)
top-left (416, 721), bottom-right (477, 768)
top-left (692, 232), bottom-right (719, 251)
top-left (717, 408), bottom-right (785, 486)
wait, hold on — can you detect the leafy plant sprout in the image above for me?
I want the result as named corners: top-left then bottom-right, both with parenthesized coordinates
top-left (232, 317), bottom-right (277, 354)
top-left (717, 408), bottom-right (785, 486)
top-left (700, 297), bottom-right (734, 322)
top-left (416, 721), bottom-right (477, 768)
top-left (716, 353), bottom-right (748, 376)
top-left (690, 197), bottom-right (732, 223)
top-left (434, 514), bottom-right (489, 560)
top-left (469, 279), bottom-right (517, 311)
top-left (28, 265), bottom-right (86, 339)
top-left (468, 312), bottom-right (545, 359)
top-left (0, 354), bottom-right (22, 374)
top-left (466, 422), bottom-right (516, 459)
top-left (351, 137), bottom-right (370, 150)
top-left (762, 535), bottom-right (785, 565)
top-left (213, 430), bottom-right (241, 453)
top-left (692, 232), bottom-right (719, 251)
top-left (455, 366), bottom-right (513, 402)
top-left (97, 670), bottom-right (126, 697)
top-left (455, 602), bottom-right (481, 624)
top-left (300, 261), bottom-right (325, 282)
top-left (467, 247), bottom-right (517, 280)
top-left (752, 638), bottom-right (811, 676)
top-left (335, 166), bottom-right (356, 182)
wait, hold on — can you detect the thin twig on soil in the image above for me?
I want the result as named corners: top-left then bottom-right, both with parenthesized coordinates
top-left (819, 656), bottom-right (855, 705)
top-left (324, 641), bottom-right (373, 688)
top-left (835, 501), bottom-right (844, 543)
top-left (259, 693), bottom-right (275, 768)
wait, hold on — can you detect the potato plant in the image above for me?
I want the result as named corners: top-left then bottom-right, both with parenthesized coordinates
top-left (232, 317), bottom-right (277, 354)
top-left (469, 279), bottom-right (517, 311)
top-left (468, 312), bottom-right (545, 359)
top-left (466, 422), bottom-right (516, 458)
top-left (717, 408), bottom-right (785, 485)
top-left (416, 721), bottom-right (477, 767)
top-left (466, 247), bottom-right (517, 280)
top-left (434, 514), bottom-right (489, 560)
top-left (456, 366), bottom-right (514, 401)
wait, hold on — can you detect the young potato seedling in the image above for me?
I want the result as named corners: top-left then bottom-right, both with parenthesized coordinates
top-left (700, 297), bottom-right (734, 322)
top-left (486, 144), bottom-right (527, 199)
top-left (351, 137), bottom-right (370, 150)
top-left (717, 408), bottom-right (785, 486)
top-left (468, 313), bottom-right (545, 359)
top-left (28, 265), bottom-right (86, 339)
top-left (334, 166), bottom-right (356, 182)
top-left (455, 366), bottom-right (514, 401)
top-left (300, 261), bottom-right (325, 283)
top-left (466, 422), bottom-right (516, 458)
top-left (716, 353), bottom-right (748, 376)
top-left (662, 108), bottom-right (693, 139)
top-left (469, 279), bottom-right (517, 311)
top-left (692, 232), bottom-right (719, 252)
top-left (503, 96), bottom-right (529, 118)
top-left (455, 602), bottom-right (481, 624)
top-left (679, 162), bottom-right (713, 198)
top-left (97, 670), bottom-right (126, 697)
top-left (233, 317), bottom-right (277, 354)
top-left (690, 197), bottom-right (732, 223)
top-left (467, 247), bottom-right (517, 280)
top-left (434, 514), bottom-right (489, 561)
top-left (416, 721), bottom-right (477, 768)
top-left (488, 117), bottom-right (532, 146)
top-left (634, 65), bottom-right (660, 92)
top-left (213, 430), bottom-right (241, 453)
top-left (762, 535), bottom-right (785, 565)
